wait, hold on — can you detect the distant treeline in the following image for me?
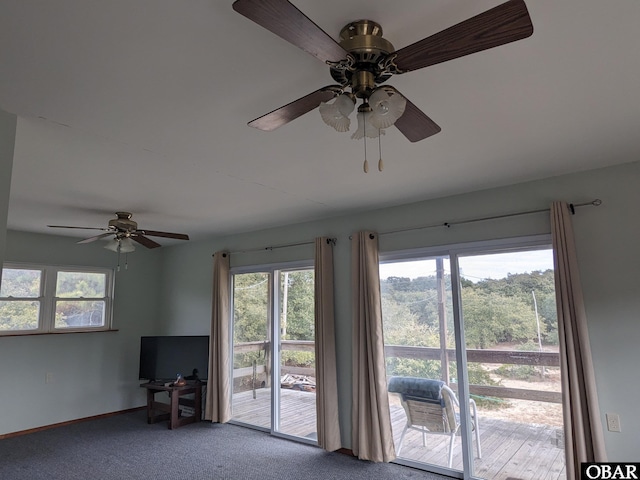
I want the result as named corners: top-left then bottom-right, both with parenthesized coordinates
top-left (381, 269), bottom-right (557, 349)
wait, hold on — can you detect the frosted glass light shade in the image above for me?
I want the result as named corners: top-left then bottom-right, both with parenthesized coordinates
top-left (351, 111), bottom-right (385, 140)
top-left (368, 88), bottom-right (406, 130)
top-left (104, 237), bottom-right (136, 253)
top-left (319, 94), bottom-right (355, 132)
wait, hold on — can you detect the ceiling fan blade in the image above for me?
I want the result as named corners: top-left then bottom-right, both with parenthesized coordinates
top-left (139, 230), bottom-right (190, 241)
top-left (232, 0), bottom-right (348, 64)
top-left (77, 232), bottom-right (114, 244)
top-left (48, 225), bottom-right (109, 231)
top-left (131, 235), bottom-right (162, 249)
top-left (390, 89), bottom-right (441, 143)
top-left (248, 86), bottom-right (340, 131)
top-left (393, 0), bottom-right (533, 72)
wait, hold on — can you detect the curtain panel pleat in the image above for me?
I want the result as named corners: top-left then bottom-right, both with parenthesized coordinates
top-left (351, 232), bottom-right (396, 462)
top-left (550, 202), bottom-right (607, 478)
top-left (314, 237), bottom-right (342, 451)
top-left (205, 251), bottom-right (232, 423)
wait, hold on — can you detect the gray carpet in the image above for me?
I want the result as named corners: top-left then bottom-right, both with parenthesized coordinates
top-left (0, 411), bottom-right (451, 479)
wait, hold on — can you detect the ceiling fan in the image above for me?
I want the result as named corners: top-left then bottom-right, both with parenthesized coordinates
top-left (233, 0), bottom-right (534, 143)
top-left (48, 212), bottom-right (190, 251)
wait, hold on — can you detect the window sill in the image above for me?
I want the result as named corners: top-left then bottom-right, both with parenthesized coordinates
top-left (0, 329), bottom-right (119, 338)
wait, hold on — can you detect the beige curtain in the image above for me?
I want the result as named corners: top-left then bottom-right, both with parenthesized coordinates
top-left (351, 231), bottom-right (396, 462)
top-left (551, 202), bottom-right (607, 477)
top-left (205, 251), bottom-right (232, 423)
top-left (314, 237), bottom-right (342, 451)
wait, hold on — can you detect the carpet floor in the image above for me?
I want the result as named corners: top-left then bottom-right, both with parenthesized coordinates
top-left (0, 411), bottom-right (452, 480)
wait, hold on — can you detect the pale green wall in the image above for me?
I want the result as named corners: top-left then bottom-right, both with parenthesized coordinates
top-left (0, 231), bottom-right (162, 435)
top-left (2, 160), bottom-right (638, 459)
top-left (159, 160), bottom-right (640, 461)
top-left (0, 109), bottom-right (17, 277)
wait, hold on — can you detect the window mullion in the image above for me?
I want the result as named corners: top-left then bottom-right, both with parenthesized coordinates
top-left (41, 267), bottom-right (56, 332)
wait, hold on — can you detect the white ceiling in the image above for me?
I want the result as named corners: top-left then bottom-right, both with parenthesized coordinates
top-left (1, 0), bottom-right (639, 243)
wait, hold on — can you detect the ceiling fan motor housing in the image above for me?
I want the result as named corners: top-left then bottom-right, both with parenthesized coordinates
top-left (330, 20), bottom-right (395, 96)
top-left (109, 212), bottom-right (138, 232)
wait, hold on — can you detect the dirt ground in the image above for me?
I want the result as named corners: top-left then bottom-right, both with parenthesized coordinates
top-left (477, 366), bottom-right (564, 427)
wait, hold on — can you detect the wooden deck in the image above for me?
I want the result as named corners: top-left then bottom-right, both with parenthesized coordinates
top-left (232, 387), bottom-right (317, 438)
top-left (232, 388), bottom-right (565, 480)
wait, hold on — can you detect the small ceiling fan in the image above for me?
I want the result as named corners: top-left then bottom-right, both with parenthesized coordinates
top-left (48, 212), bottom-right (190, 250)
top-left (233, 0), bottom-right (533, 142)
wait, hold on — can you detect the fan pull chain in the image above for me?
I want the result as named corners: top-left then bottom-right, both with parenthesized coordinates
top-left (363, 118), bottom-right (369, 173)
top-left (378, 131), bottom-right (384, 171)
top-left (363, 139), bottom-right (369, 172)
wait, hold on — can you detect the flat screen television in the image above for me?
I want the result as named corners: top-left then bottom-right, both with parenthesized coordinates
top-left (139, 335), bottom-right (209, 382)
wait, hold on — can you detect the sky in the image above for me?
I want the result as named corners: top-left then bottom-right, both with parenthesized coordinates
top-left (379, 249), bottom-right (554, 282)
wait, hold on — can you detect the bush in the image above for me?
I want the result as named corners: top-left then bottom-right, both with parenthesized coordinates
top-left (233, 351), bottom-right (264, 369)
top-left (495, 364), bottom-right (540, 381)
top-left (281, 351), bottom-right (314, 368)
top-left (386, 358), bottom-right (442, 380)
top-left (493, 341), bottom-right (544, 380)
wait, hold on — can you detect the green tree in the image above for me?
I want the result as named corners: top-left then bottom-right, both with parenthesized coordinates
top-left (382, 295), bottom-right (443, 379)
top-left (461, 288), bottom-right (544, 349)
top-left (469, 269), bottom-right (557, 345)
top-left (0, 268), bottom-right (41, 330)
top-left (280, 270), bottom-right (314, 341)
top-left (233, 272), bottom-right (269, 344)
top-left (54, 271), bottom-right (107, 327)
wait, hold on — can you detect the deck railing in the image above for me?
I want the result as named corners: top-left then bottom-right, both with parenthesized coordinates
top-left (233, 341), bottom-right (562, 404)
top-left (233, 340), bottom-right (315, 379)
top-left (384, 344), bottom-right (562, 404)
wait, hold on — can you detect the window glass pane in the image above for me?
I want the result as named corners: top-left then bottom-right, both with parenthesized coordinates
top-left (56, 271), bottom-right (106, 298)
top-left (0, 268), bottom-right (41, 298)
top-left (381, 257), bottom-right (461, 471)
top-left (278, 268), bottom-right (316, 439)
top-left (55, 300), bottom-right (105, 328)
top-left (232, 272), bottom-right (272, 429)
top-left (458, 248), bottom-right (564, 480)
top-left (0, 300), bottom-right (40, 330)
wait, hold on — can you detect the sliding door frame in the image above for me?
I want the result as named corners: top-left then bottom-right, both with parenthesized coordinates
top-left (380, 234), bottom-right (553, 479)
top-left (230, 260), bottom-right (317, 445)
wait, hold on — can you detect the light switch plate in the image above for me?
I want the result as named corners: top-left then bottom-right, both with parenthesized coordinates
top-left (606, 413), bottom-right (621, 432)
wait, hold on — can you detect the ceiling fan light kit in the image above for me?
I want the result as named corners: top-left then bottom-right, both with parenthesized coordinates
top-left (104, 237), bottom-right (136, 253)
top-left (368, 88), bottom-right (406, 130)
top-left (351, 110), bottom-right (385, 141)
top-left (319, 93), bottom-right (355, 132)
top-left (233, 0), bottom-right (533, 168)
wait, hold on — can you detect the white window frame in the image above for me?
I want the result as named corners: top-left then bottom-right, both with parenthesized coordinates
top-left (230, 259), bottom-right (317, 444)
top-left (379, 234), bottom-right (554, 478)
top-left (0, 263), bottom-right (115, 335)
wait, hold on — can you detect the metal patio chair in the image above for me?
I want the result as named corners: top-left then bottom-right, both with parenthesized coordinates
top-left (388, 376), bottom-right (482, 468)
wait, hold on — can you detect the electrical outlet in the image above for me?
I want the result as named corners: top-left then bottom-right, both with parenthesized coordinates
top-left (606, 413), bottom-right (621, 432)
top-left (45, 372), bottom-right (54, 384)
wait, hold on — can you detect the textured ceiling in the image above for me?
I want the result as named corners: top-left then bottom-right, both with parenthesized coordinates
top-left (1, 0), bottom-right (639, 243)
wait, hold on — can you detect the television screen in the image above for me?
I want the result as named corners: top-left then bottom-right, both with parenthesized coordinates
top-left (139, 336), bottom-right (209, 382)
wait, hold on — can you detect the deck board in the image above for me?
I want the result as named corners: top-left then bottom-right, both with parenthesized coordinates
top-left (231, 388), bottom-right (565, 480)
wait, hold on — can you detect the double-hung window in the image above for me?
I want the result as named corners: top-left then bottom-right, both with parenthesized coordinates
top-left (0, 264), bottom-right (114, 335)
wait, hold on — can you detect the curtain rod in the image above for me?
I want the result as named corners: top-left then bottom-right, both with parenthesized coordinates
top-left (223, 237), bottom-right (336, 256)
top-left (375, 199), bottom-right (603, 237)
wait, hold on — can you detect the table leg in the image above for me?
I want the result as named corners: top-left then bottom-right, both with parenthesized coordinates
top-left (146, 388), bottom-right (154, 424)
top-left (195, 385), bottom-right (202, 422)
top-left (169, 388), bottom-right (180, 429)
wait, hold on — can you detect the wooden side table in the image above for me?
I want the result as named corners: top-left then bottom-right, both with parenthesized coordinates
top-left (141, 382), bottom-right (202, 429)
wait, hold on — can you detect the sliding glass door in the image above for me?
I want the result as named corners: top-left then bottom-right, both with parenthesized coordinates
top-left (381, 238), bottom-right (565, 479)
top-left (231, 265), bottom-right (317, 442)
top-left (457, 249), bottom-right (564, 479)
top-left (231, 271), bottom-right (272, 429)
top-left (381, 256), bottom-right (463, 473)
